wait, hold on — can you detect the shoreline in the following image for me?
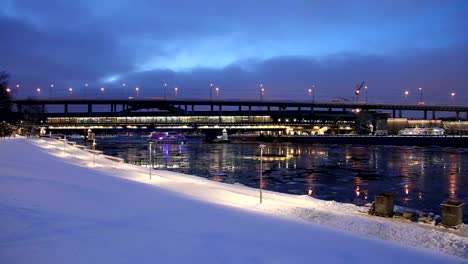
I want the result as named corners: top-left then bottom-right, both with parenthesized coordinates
top-left (1, 137), bottom-right (467, 262)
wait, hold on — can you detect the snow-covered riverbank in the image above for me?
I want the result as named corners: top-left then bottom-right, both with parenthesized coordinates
top-left (1, 138), bottom-right (467, 263)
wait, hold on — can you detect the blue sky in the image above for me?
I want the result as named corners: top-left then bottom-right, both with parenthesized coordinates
top-left (1, 0), bottom-right (467, 104)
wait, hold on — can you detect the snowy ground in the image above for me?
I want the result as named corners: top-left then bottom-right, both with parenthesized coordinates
top-left (0, 138), bottom-right (467, 264)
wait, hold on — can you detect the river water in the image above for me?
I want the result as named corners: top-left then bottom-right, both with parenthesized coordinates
top-left (78, 137), bottom-right (468, 222)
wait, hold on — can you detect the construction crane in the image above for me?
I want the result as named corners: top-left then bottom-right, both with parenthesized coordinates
top-left (354, 81), bottom-right (365, 102)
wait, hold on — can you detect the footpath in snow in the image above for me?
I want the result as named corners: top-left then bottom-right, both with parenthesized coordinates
top-left (0, 138), bottom-right (467, 264)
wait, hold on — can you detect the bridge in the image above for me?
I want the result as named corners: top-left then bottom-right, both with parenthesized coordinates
top-left (11, 98), bottom-right (468, 136)
top-left (12, 97), bottom-right (468, 119)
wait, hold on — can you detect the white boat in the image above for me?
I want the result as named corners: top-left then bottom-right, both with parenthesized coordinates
top-left (398, 127), bottom-right (445, 136)
top-left (212, 129), bottom-right (231, 143)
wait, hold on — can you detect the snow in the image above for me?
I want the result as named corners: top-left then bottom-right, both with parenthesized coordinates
top-left (0, 138), bottom-right (467, 264)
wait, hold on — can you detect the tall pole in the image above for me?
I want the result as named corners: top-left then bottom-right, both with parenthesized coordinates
top-left (312, 84), bottom-right (315, 103)
top-left (210, 83), bottom-right (213, 100)
top-left (93, 139), bottom-right (96, 166)
top-left (149, 142), bottom-right (153, 180)
top-left (419, 87), bottom-right (423, 104)
top-left (451, 92), bottom-right (455, 105)
top-left (259, 144), bottom-right (266, 204)
top-left (164, 83), bottom-right (167, 99)
top-left (404, 90), bottom-right (409, 103)
top-left (365, 86), bottom-right (368, 104)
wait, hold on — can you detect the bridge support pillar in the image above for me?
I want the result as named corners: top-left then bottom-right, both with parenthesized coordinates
top-left (456, 111), bottom-right (460, 120)
top-left (211, 105), bottom-right (214, 111)
top-left (268, 106), bottom-right (270, 111)
top-left (238, 105), bottom-right (241, 111)
top-left (88, 104), bottom-right (92, 114)
top-left (248, 106), bottom-right (251, 115)
top-left (219, 105), bottom-right (222, 114)
top-left (398, 109), bottom-right (402, 118)
top-left (424, 110), bottom-right (427, 120)
top-left (191, 105), bottom-right (194, 114)
top-left (298, 107), bottom-right (301, 111)
top-left (184, 105), bottom-right (187, 112)
top-left (432, 111), bottom-right (436, 120)
top-left (392, 109), bottom-right (396, 118)
top-left (64, 104), bottom-right (68, 114)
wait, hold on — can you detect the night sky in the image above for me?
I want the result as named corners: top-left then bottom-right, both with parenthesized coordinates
top-left (1, 0), bottom-right (467, 104)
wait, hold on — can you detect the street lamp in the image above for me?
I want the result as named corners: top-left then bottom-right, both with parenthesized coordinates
top-left (100, 87), bottom-right (105, 94)
top-left (84, 83), bottom-right (88, 97)
top-left (6, 88), bottom-right (11, 94)
top-left (210, 83), bottom-right (213, 100)
top-left (450, 92), bottom-right (455, 105)
top-left (259, 144), bottom-right (266, 204)
top-left (404, 90), bottom-right (409, 103)
top-left (164, 83), bottom-right (167, 99)
top-left (50, 84), bottom-right (54, 98)
top-left (149, 142), bottom-right (153, 179)
top-left (174, 87), bottom-right (179, 97)
top-left (364, 85), bottom-right (368, 104)
top-left (92, 139), bottom-right (96, 165)
top-left (36, 87), bottom-right (41, 95)
top-left (122, 83), bottom-right (126, 97)
top-left (135, 87), bottom-right (140, 96)
top-left (418, 87), bottom-right (423, 104)
top-left (260, 84), bottom-right (265, 101)
top-left (215, 87), bottom-right (219, 97)
top-left (68, 87), bottom-right (73, 96)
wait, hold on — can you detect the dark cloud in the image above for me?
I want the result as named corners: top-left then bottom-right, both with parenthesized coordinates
top-left (0, 0), bottom-right (466, 104)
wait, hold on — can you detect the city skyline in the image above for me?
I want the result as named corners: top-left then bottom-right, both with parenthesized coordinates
top-left (1, 0), bottom-right (467, 104)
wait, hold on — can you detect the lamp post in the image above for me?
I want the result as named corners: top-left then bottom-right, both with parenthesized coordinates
top-left (122, 83), bottom-right (126, 97)
top-left (6, 88), bottom-right (11, 95)
top-left (100, 87), bottom-right (105, 95)
top-left (36, 87), bottom-right (41, 95)
top-left (135, 87), bottom-right (140, 96)
top-left (50, 84), bottom-right (54, 98)
top-left (259, 144), bottom-right (266, 204)
top-left (210, 83), bottom-right (213, 100)
top-left (149, 142), bottom-right (153, 179)
top-left (451, 92), bottom-right (455, 105)
top-left (418, 87), bottom-right (423, 104)
top-left (308, 88), bottom-right (312, 103)
top-left (93, 139), bottom-right (96, 165)
top-left (364, 85), bottom-right (368, 104)
top-left (68, 87), bottom-right (73, 96)
top-left (259, 84), bottom-right (265, 101)
top-left (215, 87), bottom-right (219, 97)
top-left (404, 90), bottom-right (409, 103)
top-left (84, 83), bottom-right (88, 97)
top-left (164, 83), bottom-right (167, 99)
top-left (174, 87), bottom-right (179, 97)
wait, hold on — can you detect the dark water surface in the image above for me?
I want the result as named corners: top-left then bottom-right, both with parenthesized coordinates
top-left (78, 137), bottom-right (468, 222)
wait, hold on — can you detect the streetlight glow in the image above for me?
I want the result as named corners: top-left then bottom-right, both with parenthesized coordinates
top-left (135, 87), bottom-right (140, 96)
top-left (68, 87), bottom-right (73, 95)
top-left (174, 87), bottom-right (179, 97)
top-left (100, 87), bottom-right (105, 94)
top-left (36, 88), bottom-right (41, 94)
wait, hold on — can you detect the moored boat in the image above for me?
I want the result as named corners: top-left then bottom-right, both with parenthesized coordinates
top-left (148, 131), bottom-right (187, 144)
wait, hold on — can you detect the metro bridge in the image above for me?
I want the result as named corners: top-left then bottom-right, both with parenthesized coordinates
top-left (11, 98), bottom-right (468, 135)
top-left (12, 97), bottom-right (468, 119)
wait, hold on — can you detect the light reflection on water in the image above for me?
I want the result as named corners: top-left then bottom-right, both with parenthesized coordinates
top-left (85, 139), bottom-right (468, 222)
